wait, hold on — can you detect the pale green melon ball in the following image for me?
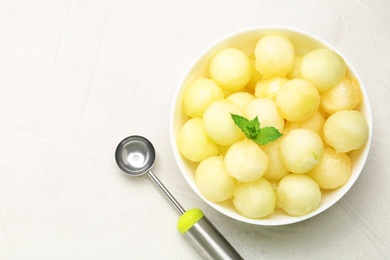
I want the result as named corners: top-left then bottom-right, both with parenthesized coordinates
top-left (233, 178), bottom-right (276, 218)
top-left (279, 128), bottom-right (324, 174)
top-left (320, 76), bottom-right (363, 115)
top-left (246, 54), bottom-right (263, 90)
top-left (254, 76), bottom-right (288, 100)
top-left (276, 78), bottom-right (320, 122)
top-left (283, 111), bottom-right (325, 139)
top-left (203, 99), bottom-right (245, 146)
top-left (224, 139), bottom-right (269, 182)
top-left (255, 35), bottom-right (295, 78)
top-left (182, 77), bottom-right (224, 117)
top-left (195, 156), bottom-right (236, 202)
top-left (323, 110), bottom-right (369, 153)
top-left (287, 55), bottom-right (303, 79)
top-left (244, 98), bottom-right (285, 133)
top-left (262, 138), bottom-right (289, 181)
top-left (277, 174), bottom-right (321, 216)
top-left (307, 147), bottom-right (352, 189)
top-left (177, 117), bottom-right (220, 162)
top-left (209, 48), bottom-right (252, 92)
top-left (299, 48), bottom-right (346, 92)
top-left (226, 91), bottom-right (255, 109)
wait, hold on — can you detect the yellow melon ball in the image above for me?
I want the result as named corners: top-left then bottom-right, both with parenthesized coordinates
top-left (299, 48), bottom-right (346, 92)
top-left (284, 111), bottom-right (325, 139)
top-left (254, 76), bottom-right (288, 100)
top-left (262, 138), bottom-right (289, 181)
top-left (195, 156), bottom-right (236, 202)
top-left (277, 174), bottom-right (321, 216)
top-left (233, 178), bottom-right (276, 218)
top-left (255, 35), bottom-right (295, 78)
top-left (279, 129), bottom-right (324, 174)
top-left (307, 147), bottom-right (352, 189)
top-left (226, 91), bottom-right (255, 109)
top-left (182, 77), bottom-right (224, 117)
top-left (318, 105), bottom-right (330, 120)
top-left (203, 99), bottom-right (245, 146)
top-left (177, 117), bottom-right (220, 162)
top-left (276, 78), bottom-right (320, 122)
top-left (209, 48), bottom-right (252, 92)
top-left (320, 76), bottom-right (363, 115)
top-left (246, 54), bottom-right (263, 90)
top-left (224, 139), bottom-right (269, 182)
top-left (287, 55), bottom-right (303, 79)
top-left (244, 98), bottom-right (285, 133)
top-left (218, 145), bottom-right (231, 157)
top-left (323, 110), bottom-right (369, 153)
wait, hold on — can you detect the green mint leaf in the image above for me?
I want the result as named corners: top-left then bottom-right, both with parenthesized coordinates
top-left (230, 114), bottom-right (261, 139)
top-left (254, 126), bottom-right (283, 145)
top-left (231, 113), bottom-right (282, 145)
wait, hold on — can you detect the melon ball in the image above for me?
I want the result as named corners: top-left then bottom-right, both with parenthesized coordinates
top-left (323, 110), bottom-right (369, 153)
top-left (182, 77), bottom-right (224, 117)
top-left (320, 76), bottom-right (363, 115)
top-left (284, 111), bottom-right (325, 139)
top-left (254, 76), bottom-right (288, 100)
top-left (203, 99), bottom-right (245, 146)
top-left (276, 78), bottom-right (320, 122)
top-left (219, 145), bottom-right (230, 157)
top-left (307, 147), bottom-right (352, 189)
top-left (255, 35), bottom-right (295, 78)
top-left (233, 178), bottom-right (276, 218)
top-left (262, 138), bottom-right (289, 181)
top-left (177, 117), bottom-right (220, 162)
top-left (195, 156), bottom-right (236, 202)
top-left (299, 48), bottom-right (346, 92)
top-left (209, 48), bottom-right (252, 92)
top-left (224, 139), bottom-right (269, 182)
top-left (318, 105), bottom-right (330, 120)
top-left (277, 174), bottom-right (321, 216)
top-left (287, 55), bottom-right (303, 79)
top-left (279, 129), bottom-right (324, 174)
top-left (244, 98), bottom-right (285, 133)
top-left (226, 91), bottom-right (255, 109)
top-left (246, 54), bottom-right (263, 90)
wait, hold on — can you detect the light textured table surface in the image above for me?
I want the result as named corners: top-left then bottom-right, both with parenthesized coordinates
top-left (1, 0), bottom-right (389, 259)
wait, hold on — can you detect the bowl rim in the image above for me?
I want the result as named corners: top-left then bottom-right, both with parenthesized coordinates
top-left (169, 25), bottom-right (373, 226)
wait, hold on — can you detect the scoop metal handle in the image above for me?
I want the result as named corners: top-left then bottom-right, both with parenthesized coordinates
top-left (115, 135), bottom-right (243, 259)
top-left (181, 212), bottom-right (244, 260)
top-left (147, 171), bottom-right (243, 260)
top-left (147, 170), bottom-right (185, 214)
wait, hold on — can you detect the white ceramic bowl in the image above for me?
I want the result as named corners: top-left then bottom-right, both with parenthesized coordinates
top-left (170, 26), bottom-right (372, 226)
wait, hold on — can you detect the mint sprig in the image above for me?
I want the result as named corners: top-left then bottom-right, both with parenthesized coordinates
top-left (231, 113), bottom-right (282, 145)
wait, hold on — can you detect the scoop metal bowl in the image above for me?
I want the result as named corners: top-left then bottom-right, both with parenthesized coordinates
top-left (115, 135), bottom-right (243, 260)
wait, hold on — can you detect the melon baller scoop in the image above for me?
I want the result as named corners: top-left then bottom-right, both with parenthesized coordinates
top-left (115, 135), bottom-right (243, 260)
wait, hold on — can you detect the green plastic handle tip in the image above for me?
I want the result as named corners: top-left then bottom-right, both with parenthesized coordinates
top-left (177, 208), bottom-right (204, 234)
